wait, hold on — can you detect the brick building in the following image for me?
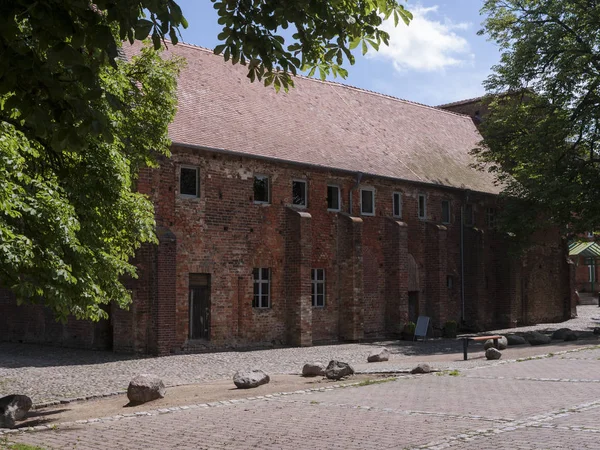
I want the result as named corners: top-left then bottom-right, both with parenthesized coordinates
top-left (0, 44), bottom-right (576, 354)
top-left (569, 240), bottom-right (600, 294)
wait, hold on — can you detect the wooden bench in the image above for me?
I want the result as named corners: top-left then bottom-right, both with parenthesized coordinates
top-left (459, 335), bottom-right (502, 361)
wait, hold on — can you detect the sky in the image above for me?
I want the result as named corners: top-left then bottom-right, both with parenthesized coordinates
top-left (174, 0), bottom-right (501, 106)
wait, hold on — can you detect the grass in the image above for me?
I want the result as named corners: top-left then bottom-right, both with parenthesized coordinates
top-left (517, 356), bottom-right (537, 362)
top-left (0, 437), bottom-right (46, 450)
top-left (8, 445), bottom-right (46, 450)
top-left (436, 369), bottom-right (461, 377)
top-left (356, 377), bottom-right (397, 387)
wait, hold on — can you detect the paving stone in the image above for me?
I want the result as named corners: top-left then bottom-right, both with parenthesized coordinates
top-left (1, 306), bottom-right (598, 405)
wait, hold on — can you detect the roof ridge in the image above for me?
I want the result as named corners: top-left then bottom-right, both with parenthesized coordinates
top-left (169, 40), bottom-right (215, 53)
top-left (172, 40), bottom-right (473, 122)
top-left (437, 95), bottom-right (486, 108)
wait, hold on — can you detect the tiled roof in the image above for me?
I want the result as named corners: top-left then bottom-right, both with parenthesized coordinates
top-left (128, 42), bottom-right (500, 194)
top-left (436, 96), bottom-right (486, 109)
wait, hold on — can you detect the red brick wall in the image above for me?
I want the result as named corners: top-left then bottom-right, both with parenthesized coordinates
top-left (0, 288), bottom-right (111, 350)
top-left (0, 145), bottom-right (575, 352)
top-left (133, 147), bottom-right (573, 349)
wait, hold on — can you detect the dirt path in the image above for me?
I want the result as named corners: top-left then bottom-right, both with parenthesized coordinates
top-left (15, 374), bottom-right (390, 428)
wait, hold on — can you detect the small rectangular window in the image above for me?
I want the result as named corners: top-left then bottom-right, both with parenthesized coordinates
top-left (393, 192), bottom-right (402, 218)
top-left (253, 268), bottom-right (270, 308)
top-left (253, 174), bottom-right (270, 204)
top-left (360, 188), bottom-right (375, 216)
top-left (327, 185), bottom-right (340, 211)
top-left (486, 207), bottom-right (497, 229)
top-left (418, 194), bottom-right (426, 220)
top-left (180, 166), bottom-right (199, 197)
top-left (311, 269), bottom-right (325, 307)
top-left (441, 200), bottom-right (450, 224)
top-left (292, 180), bottom-right (307, 207)
top-left (464, 204), bottom-right (474, 226)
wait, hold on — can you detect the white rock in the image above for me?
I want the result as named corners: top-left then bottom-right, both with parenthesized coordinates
top-left (233, 370), bottom-right (270, 388)
top-left (367, 348), bottom-right (390, 363)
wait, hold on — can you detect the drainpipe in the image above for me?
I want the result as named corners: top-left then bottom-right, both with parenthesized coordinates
top-left (460, 205), bottom-right (465, 324)
top-left (348, 172), bottom-right (364, 215)
top-left (460, 190), bottom-right (471, 325)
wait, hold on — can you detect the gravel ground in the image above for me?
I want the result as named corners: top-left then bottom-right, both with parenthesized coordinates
top-left (1, 305), bottom-right (598, 404)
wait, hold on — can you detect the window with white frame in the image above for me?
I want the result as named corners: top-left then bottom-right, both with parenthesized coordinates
top-left (464, 204), bottom-right (474, 226)
top-left (393, 192), bottom-right (402, 218)
top-left (441, 200), bottom-right (451, 224)
top-left (253, 174), bottom-right (270, 204)
top-left (180, 166), bottom-right (199, 197)
top-left (360, 188), bottom-right (375, 216)
top-left (327, 185), bottom-right (341, 211)
top-left (418, 194), bottom-right (426, 219)
top-left (292, 180), bottom-right (307, 207)
top-left (311, 269), bottom-right (325, 307)
top-left (253, 268), bottom-right (270, 308)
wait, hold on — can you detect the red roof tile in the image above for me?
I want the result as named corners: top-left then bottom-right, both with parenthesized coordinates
top-left (127, 42), bottom-right (499, 194)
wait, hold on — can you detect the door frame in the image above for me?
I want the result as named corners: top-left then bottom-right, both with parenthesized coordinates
top-left (189, 273), bottom-right (211, 340)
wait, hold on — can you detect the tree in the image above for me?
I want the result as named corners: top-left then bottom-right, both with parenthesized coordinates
top-left (475, 0), bottom-right (600, 243)
top-left (1, 46), bottom-right (183, 321)
top-left (1, 1), bottom-right (412, 320)
top-left (212, 0), bottom-right (413, 90)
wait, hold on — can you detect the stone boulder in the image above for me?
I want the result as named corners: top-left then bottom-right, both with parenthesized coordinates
top-left (233, 369), bottom-right (270, 389)
top-left (367, 348), bottom-right (390, 363)
top-left (551, 328), bottom-right (572, 340)
top-left (127, 375), bottom-right (166, 404)
top-left (564, 331), bottom-right (579, 342)
top-left (0, 395), bottom-right (33, 429)
top-left (485, 348), bottom-right (502, 360)
top-left (524, 331), bottom-right (552, 346)
top-left (506, 334), bottom-right (527, 346)
top-left (410, 363), bottom-right (431, 374)
top-left (483, 336), bottom-right (508, 350)
top-left (302, 362), bottom-right (326, 377)
top-left (325, 360), bottom-right (355, 380)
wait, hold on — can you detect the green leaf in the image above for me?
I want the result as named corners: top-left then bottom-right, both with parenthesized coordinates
top-left (214, 44), bottom-right (227, 55)
top-left (349, 37), bottom-right (361, 50)
top-left (135, 19), bottom-right (154, 40)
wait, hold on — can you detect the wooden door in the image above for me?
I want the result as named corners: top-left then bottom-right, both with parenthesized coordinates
top-left (408, 292), bottom-right (419, 323)
top-left (189, 274), bottom-right (211, 340)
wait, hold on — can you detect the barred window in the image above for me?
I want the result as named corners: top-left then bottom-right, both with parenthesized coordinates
top-left (311, 269), bottom-right (325, 307)
top-left (253, 268), bottom-right (270, 308)
top-left (486, 207), bottom-right (497, 229)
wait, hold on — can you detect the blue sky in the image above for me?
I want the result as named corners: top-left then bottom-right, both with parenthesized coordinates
top-left (175, 1), bottom-right (500, 106)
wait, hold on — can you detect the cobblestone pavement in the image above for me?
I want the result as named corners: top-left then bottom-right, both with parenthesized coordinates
top-left (6, 347), bottom-right (600, 449)
top-left (1, 306), bottom-right (599, 405)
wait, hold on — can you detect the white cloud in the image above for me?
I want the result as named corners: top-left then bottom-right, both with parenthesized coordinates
top-left (372, 5), bottom-right (473, 72)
